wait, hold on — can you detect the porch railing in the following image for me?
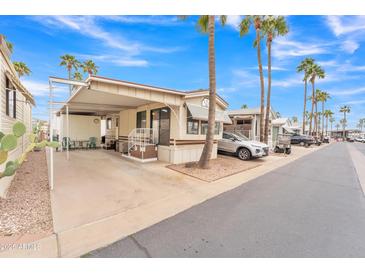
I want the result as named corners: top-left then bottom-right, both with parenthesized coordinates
top-left (127, 128), bottom-right (157, 155)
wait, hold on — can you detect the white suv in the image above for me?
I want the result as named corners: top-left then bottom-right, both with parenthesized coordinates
top-left (218, 132), bottom-right (269, 160)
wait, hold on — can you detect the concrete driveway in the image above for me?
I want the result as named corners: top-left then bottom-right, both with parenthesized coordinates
top-left (85, 143), bottom-right (365, 257)
top-left (50, 145), bottom-right (327, 257)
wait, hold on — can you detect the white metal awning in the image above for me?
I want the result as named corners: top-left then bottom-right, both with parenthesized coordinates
top-left (283, 126), bottom-right (295, 134)
top-left (186, 103), bottom-right (232, 124)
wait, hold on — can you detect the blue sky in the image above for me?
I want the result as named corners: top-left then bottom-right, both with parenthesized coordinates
top-left (1, 15), bottom-right (365, 128)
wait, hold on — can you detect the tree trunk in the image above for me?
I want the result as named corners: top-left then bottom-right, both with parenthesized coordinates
top-left (309, 80), bottom-right (315, 135)
top-left (198, 16), bottom-right (216, 169)
top-left (302, 79), bottom-right (307, 134)
top-left (264, 38), bottom-right (272, 144)
top-left (343, 113), bottom-right (346, 139)
top-left (68, 69), bottom-right (72, 97)
top-left (256, 25), bottom-right (265, 142)
top-left (321, 101), bottom-right (325, 138)
top-left (314, 98), bottom-right (318, 136)
top-left (326, 116), bottom-right (328, 136)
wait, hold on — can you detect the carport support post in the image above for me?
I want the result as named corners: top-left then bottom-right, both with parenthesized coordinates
top-left (66, 105), bottom-right (69, 160)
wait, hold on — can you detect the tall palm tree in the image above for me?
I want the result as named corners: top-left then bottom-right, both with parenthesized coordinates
top-left (316, 90), bottom-right (330, 138)
top-left (323, 110), bottom-right (334, 136)
top-left (307, 63), bottom-right (325, 136)
top-left (81, 60), bottom-right (98, 76)
top-left (180, 16), bottom-right (227, 169)
top-left (339, 105), bottom-right (351, 138)
top-left (329, 117), bottom-right (335, 134)
top-left (335, 123), bottom-right (340, 132)
top-left (261, 16), bottom-right (289, 144)
top-left (239, 16), bottom-right (266, 142)
top-left (297, 58), bottom-right (314, 134)
top-left (60, 54), bottom-right (81, 96)
top-left (13, 62), bottom-right (31, 78)
top-left (73, 71), bottom-right (83, 81)
top-left (358, 118), bottom-right (365, 132)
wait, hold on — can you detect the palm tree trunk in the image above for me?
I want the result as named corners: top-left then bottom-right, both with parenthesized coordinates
top-left (302, 79), bottom-right (307, 134)
top-left (256, 26), bottom-right (265, 142)
top-left (343, 112), bottom-right (346, 139)
top-left (326, 116), bottom-right (328, 136)
top-left (264, 39), bottom-right (272, 144)
top-left (321, 102), bottom-right (325, 138)
top-left (198, 16), bottom-right (216, 169)
top-left (68, 69), bottom-right (72, 97)
top-left (314, 100), bottom-right (318, 136)
top-left (309, 81), bottom-right (315, 135)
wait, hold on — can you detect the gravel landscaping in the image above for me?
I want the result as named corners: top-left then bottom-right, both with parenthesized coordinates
top-left (167, 154), bottom-right (262, 182)
top-left (0, 151), bottom-right (53, 237)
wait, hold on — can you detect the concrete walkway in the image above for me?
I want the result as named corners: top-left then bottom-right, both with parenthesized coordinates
top-left (85, 143), bottom-right (365, 257)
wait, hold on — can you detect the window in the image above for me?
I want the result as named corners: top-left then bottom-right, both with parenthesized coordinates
top-left (106, 118), bottom-right (112, 129)
top-left (200, 121), bottom-right (220, 135)
top-left (187, 110), bottom-right (199, 134)
top-left (5, 76), bottom-right (16, 118)
top-left (116, 118), bottom-right (119, 127)
top-left (136, 111), bottom-right (147, 128)
top-left (236, 119), bottom-right (244, 125)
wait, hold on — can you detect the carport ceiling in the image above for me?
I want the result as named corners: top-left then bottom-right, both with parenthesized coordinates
top-left (72, 88), bottom-right (152, 108)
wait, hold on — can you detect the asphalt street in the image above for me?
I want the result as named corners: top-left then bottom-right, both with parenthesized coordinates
top-left (85, 142), bottom-right (365, 258)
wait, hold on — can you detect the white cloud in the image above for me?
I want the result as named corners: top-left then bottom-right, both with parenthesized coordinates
top-left (329, 86), bottom-right (365, 96)
top-left (341, 40), bottom-right (359, 53)
top-left (326, 16), bottom-right (365, 37)
top-left (32, 16), bottom-right (183, 60)
top-left (105, 16), bottom-right (180, 26)
top-left (272, 37), bottom-right (331, 59)
top-left (225, 15), bottom-right (242, 30)
top-left (22, 79), bottom-right (68, 97)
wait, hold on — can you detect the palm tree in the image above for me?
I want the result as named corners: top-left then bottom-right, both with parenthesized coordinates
top-left (358, 118), bottom-right (365, 132)
top-left (329, 117), bottom-right (335, 134)
top-left (180, 16), bottom-right (226, 169)
top-left (241, 104), bottom-right (248, 109)
top-left (323, 110), bottom-right (334, 136)
top-left (316, 90), bottom-right (330, 138)
top-left (261, 16), bottom-right (289, 144)
top-left (60, 54), bottom-right (81, 96)
top-left (339, 105), bottom-right (351, 138)
top-left (291, 116), bottom-right (298, 124)
top-left (81, 60), bottom-right (98, 76)
top-left (73, 72), bottom-right (83, 81)
top-left (307, 63), bottom-right (325, 136)
top-left (335, 123), bottom-right (340, 132)
top-left (239, 16), bottom-right (266, 142)
top-left (13, 62), bottom-right (31, 78)
top-left (297, 58), bottom-right (315, 135)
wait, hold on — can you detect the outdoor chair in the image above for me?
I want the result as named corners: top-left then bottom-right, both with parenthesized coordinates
top-left (62, 137), bottom-right (75, 150)
top-left (87, 137), bottom-right (97, 149)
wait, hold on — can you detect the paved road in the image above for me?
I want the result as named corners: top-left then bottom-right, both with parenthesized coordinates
top-left (85, 143), bottom-right (365, 257)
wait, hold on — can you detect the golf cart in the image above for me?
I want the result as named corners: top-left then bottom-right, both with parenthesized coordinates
top-left (273, 134), bottom-right (292, 154)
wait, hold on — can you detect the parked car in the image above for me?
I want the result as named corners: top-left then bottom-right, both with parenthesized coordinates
top-left (355, 137), bottom-right (365, 143)
top-left (218, 132), bottom-right (269, 160)
top-left (347, 137), bottom-right (355, 142)
top-left (323, 136), bottom-right (330, 143)
top-left (290, 134), bottom-right (315, 147)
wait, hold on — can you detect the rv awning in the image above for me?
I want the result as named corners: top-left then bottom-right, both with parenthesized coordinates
top-left (283, 126), bottom-right (295, 134)
top-left (186, 103), bottom-right (232, 124)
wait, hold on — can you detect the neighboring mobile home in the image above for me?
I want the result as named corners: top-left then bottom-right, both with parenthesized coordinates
top-left (224, 107), bottom-right (294, 148)
top-left (0, 36), bottom-right (35, 197)
top-left (53, 75), bottom-right (231, 164)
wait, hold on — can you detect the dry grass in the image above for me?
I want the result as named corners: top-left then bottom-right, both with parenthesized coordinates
top-left (167, 154), bottom-right (262, 182)
top-left (0, 151), bottom-right (53, 237)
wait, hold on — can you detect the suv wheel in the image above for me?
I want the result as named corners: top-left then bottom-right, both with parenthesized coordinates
top-left (299, 141), bottom-right (305, 146)
top-left (237, 148), bottom-right (251, 161)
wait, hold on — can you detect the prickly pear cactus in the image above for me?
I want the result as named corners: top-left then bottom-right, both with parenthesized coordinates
top-left (1, 134), bottom-right (17, 151)
top-left (13, 121), bottom-right (26, 137)
top-left (0, 121), bottom-right (60, 179)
